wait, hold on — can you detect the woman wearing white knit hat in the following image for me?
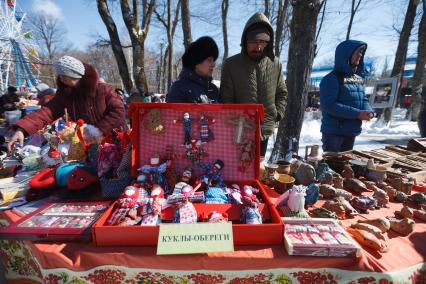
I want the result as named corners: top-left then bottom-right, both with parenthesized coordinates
top-left (8, 55), bottom-right (127, 151)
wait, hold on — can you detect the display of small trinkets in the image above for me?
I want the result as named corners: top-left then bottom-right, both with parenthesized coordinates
top-left (17, 203), bottom-right (109, 229)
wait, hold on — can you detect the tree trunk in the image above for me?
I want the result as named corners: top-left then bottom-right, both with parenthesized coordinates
top-left (221, 0), bottom-right (229, 60)
top-left (275, 0), bottom-right (290, 58)
top-left (264, 0), bottom-right (270, 19)
top-left (346, 0), bottom-right (362, 40)
top-left (167, 0), bottom-right (173, 90)
top-left (157, 43), bottom-right (164, 93)
top-left (181, 0), bottom-right (192, 48)
top-left (384, 0), bottom-right (419, 124)
top-left (97, 0), bottom-right (133, 93)
top-left (411, 1), bottom-right (426, 121)
top-left (270, 0), bottom-right (322, 161)
top-left (121, 0), bottom-right (156, 94)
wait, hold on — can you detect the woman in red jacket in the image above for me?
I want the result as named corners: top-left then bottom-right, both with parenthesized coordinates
top-left (7, 56), bottom-right (127, 151)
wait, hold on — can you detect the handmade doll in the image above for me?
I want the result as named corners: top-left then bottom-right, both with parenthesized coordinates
top-left (173, 184), bottom-right (198, 224)
top-left (174, 112), bottom-right (192, 145)
top-left (108, 185), bottom-right (148, 226)
top-left (199, 113), bottom-right (215, 142)
top-left (204, 211), bottom-right (228, 223)
top-left (226, 114), bottom-right (256, 144)
top-left (168, 182), bottom-right (205, 203)
top-left (160, 145), bottom-right (177, 191)
top-left (197, 159), bottom-right (225, 189)
top-left (137, 153), bottom-right (168, 193)
top-left (239, 139), bottom-right (255, 172)
top-left (140, 184), bottom-right (164, 225)
top-left (185, 138), bottom-right (207, 164)
top-left (205, 185), bottom-right (229, 204)
top-left (227, 184), bottom-right (243, 204)
top-left (240, 186), bottom-right (262, 224)
top-left (180, 166), bottom-right (195, 185)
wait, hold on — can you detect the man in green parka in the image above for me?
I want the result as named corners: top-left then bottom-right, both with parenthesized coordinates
top-left (220, 12), bottom-right (287, 158)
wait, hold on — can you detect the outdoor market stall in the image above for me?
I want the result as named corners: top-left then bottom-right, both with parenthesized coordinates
top-left (0, 103), bottom-right (425, 283)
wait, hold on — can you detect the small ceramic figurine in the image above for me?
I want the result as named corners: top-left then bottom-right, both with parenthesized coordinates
top-left (275, 185), bottom-right (306, 213)
top-left (304, 182), bottom-right (320, 207)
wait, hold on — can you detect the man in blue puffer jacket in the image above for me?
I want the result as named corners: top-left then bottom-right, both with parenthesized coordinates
top-left (320, 40), bottom-right (374, 152)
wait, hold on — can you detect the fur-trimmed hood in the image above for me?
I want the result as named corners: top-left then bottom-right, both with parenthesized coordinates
top-left (56, 63), bottom-right (99, 98)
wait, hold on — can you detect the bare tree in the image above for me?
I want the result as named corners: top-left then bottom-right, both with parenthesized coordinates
top-left (346, 0), bottom-right (362, 40)
top-left (29, 14), bottom-right (66, 61)
top-left (314, 0), bottom-right (327, 58)
top-left (264, 0), bottom-right (270, 18)
top-left (97, 0), bottom-right (134, 93)
top-left (180, 0), bottom-right (192, 48)
top-left (155, 0), bottom-right (181, 91)
top-left (275, 0), bottom-right (290, 58)
top-left (82, 42), bottom-right (123, 87)
top-left (383, 0), bottom-right (420, 124)
top-left (221, 0), bottom-right (230, 60)
top-left (29, 13), bottom-right (67, 86)
top-left (120, 0), bottom-right (157, 94)
top-left (411, 0), bottom-right (426, 121)
top-left (270, 0), bottom-right (324, 161)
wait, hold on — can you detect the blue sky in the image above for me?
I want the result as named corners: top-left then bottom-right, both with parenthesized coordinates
top-left (17, 0), bottom-right (420, 71)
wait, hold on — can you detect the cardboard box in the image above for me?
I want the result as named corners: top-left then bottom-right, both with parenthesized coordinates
top-left (283, 218), bottom-right (361, 257)
top-left (93, 103), bottom-right (283, 246)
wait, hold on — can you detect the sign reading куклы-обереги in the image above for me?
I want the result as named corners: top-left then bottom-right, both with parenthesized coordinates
top-left (157, 222), bottom-right (234, 255)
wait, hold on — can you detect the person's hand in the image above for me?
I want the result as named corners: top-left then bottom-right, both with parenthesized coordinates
top-left (7, 130), bottom-right (24, 152)
top-left (357, 110), bottom-right (373, 121)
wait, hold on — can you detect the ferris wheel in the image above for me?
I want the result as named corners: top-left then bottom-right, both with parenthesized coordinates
top-left (0, 0), bottom-right (39, 93)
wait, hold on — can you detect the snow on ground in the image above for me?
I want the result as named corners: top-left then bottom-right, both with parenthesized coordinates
top-left (266, 108), bottom-right (421, 160)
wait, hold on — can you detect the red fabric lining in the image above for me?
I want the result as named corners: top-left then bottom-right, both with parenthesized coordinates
top-left (136, 105), bottom-right (262, 181)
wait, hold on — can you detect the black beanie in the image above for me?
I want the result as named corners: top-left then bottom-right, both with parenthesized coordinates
top-left (182, 36), bottom-right (219, 70)
top-left (7, 86), bottom-right (17, 93)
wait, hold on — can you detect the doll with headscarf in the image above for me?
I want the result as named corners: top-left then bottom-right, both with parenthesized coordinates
top-left (140, 184), bottom-right (164, 225)
top-left (240, 185), bottom-right (262, 224)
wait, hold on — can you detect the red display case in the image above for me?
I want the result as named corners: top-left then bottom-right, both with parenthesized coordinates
top-left (93, 103), bottom-right (283, 246)
top-left (0, 201), bottom-right (110, 242)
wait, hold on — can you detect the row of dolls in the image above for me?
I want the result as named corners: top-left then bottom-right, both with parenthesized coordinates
top-left (107, 178), bottom-right (264, 226)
